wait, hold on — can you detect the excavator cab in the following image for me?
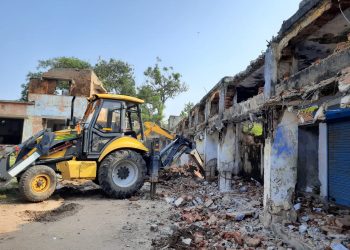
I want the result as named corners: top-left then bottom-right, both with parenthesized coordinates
top-left (80, 94), bottom-right (145, 159)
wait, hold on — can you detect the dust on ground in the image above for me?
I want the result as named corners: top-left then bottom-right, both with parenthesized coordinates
top-left (0, 179), bottom-right (172, 250)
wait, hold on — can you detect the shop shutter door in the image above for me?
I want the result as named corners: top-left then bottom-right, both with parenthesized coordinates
top-left (328, 121), bottom-right (350, 206)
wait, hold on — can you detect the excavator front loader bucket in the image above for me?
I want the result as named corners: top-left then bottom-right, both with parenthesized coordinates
top-left (0, 130), bottom-right (55, 187)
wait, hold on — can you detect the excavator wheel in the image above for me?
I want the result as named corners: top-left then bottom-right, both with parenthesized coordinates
top-left (98, 150), bottom-right (146, 199)
top-left (19, 165), bottom-right (57, 202)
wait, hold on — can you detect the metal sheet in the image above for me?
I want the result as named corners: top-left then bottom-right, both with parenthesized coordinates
top-left (328, 120), bottom-right (350, 207)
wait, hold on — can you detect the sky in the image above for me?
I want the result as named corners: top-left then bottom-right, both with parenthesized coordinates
top-left (0, 0), bottom-right (301, 119)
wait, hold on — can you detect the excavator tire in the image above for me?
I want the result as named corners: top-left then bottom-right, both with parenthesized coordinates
top-left (19, 165), bottom-right (57, 202)
top-left (98, 150), bottom-right (146, 199)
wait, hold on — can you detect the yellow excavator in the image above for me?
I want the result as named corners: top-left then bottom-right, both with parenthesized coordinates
top-left (0, 94), bottom-right (204, 202)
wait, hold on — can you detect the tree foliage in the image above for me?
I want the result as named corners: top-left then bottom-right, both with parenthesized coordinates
top-left (141, 57), bottom-right (188, 123)
top-left (137, 85), bottom-right (164, 123)
top-left (37, 57), bottom-right (92, 70)
top-left (144, 58), bottom-right (188, 103)
top-left (180, 102), bottom-right (194, 118)
top-left (94, 59), bottom-right (136, 96)
top-left (19, 56), bottom-right (187, 125)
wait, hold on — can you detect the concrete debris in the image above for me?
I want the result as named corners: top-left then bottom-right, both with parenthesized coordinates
top-left (151, 166), bottom-right (350, 249)
top-left (174, 197), bottom-right (184, 207)
top-left (330, 242), bottom-right (349, 250)
top-left (181, 238), bottom-right (192, 245)
top-left (294, 203), bottom-right (301, 211)
top-left (281, 192), bottom-right (350, 249)
top-left (164, 197), bottom-right (175, 204)
top-left (299, 224), bottom-right (308, 234)
top-left (152, 166), bottom-right (296, 249)
top-left (150, 224), bottom-right (158, 232)
top-left (245, 236), bottom-right (262, 247)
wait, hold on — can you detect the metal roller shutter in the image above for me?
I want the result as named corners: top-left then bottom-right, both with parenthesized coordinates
top-left (328, 120), bottom-right (350, 207)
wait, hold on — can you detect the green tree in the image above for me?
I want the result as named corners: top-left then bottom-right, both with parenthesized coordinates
top-left (137, 85), bottom-right (164, 123)
top-left (20, 57), bottom-right (91, 101)
top-left (142, 58), bottom-right (188, 123)
top-left (144, 58), bottom-right (188, 103)
top-left (94, 59), bottom-right (136, 96)
top-left (37, 56), bottom-right (91, 70)
top-left (180, 102), bottom-right (194, 118)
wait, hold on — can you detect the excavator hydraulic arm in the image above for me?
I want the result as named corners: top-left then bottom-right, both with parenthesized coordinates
top-left (147, 133), bottom-right (205, 198)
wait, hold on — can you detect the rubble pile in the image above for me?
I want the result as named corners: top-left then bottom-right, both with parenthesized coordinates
top-left (151, 166), bottom-right (291, 249)
top-left (151, 166), bottom-right (350, 249)
top-left (284, 193), bottom-right (350, 249)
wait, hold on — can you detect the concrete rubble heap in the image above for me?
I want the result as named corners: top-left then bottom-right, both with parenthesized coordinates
top-left (171, 0), bottom-right (350, 247)
top-left (151, 166), bottom-right (350, 249)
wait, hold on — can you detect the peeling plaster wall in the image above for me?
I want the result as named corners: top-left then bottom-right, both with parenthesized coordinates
top-left (28, 94), bottom-right (87, 120)
top-left (264, 111), bottom-right (298, 223)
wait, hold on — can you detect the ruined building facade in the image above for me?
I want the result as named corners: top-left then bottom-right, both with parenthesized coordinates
top-left (175, 0), bottom-right (350, 225)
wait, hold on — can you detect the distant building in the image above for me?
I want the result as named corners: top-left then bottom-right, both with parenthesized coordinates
top-left (0, 68), bottom-right (106, 145)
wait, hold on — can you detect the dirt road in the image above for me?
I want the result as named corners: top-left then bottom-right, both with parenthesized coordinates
top-left (0, 181), bottom-right (171, 250)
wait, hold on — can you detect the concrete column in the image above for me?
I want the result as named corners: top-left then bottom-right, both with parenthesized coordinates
top-left (217, 124), bottom-right (236, 192)
top-left (264, 43), bottom-right (278, 99)
top-left (318, 123), bottom-right (328, 199)
top-left (263, 110), bottom-right (298, 226)
top-left (234, 124), bottom-right (242, 175)
top-left (218, 87), bottom-right (225, 115)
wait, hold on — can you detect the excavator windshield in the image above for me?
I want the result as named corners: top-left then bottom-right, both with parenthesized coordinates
top-left (81, 100), bottom-right (100, 127)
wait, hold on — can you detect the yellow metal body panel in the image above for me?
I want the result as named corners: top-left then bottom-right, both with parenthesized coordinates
top-left (90, 94), bottom-right (144, 104)
top-left (57, 161), bottom-right (97, 180)
top-left (98, 136), bottom-right (148, 162)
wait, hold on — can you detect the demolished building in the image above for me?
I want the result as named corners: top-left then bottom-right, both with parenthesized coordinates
top-left (0, 68), bottom-right (106, 145)
top-left (175, 0), bottom-right (350, 229)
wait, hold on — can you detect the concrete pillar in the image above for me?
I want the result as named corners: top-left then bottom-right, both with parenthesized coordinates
top-left (264, 43), bottom-right (278, 99)
top-left (218, 87), bottom-right (225, 115)
top-left (263, 110), bottom-right (298, 226)
top-left (319, 123), bottom-right (328, 199)
top-left (217, 124), bottom-right (236, 192)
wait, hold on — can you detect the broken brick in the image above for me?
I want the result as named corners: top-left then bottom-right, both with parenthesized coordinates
top-left (245, 237), bottom-right (261, 247)
top-left (222, 231), bottom-right (243, 245)
top-left (194, 232), bottom-right (205, 244)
